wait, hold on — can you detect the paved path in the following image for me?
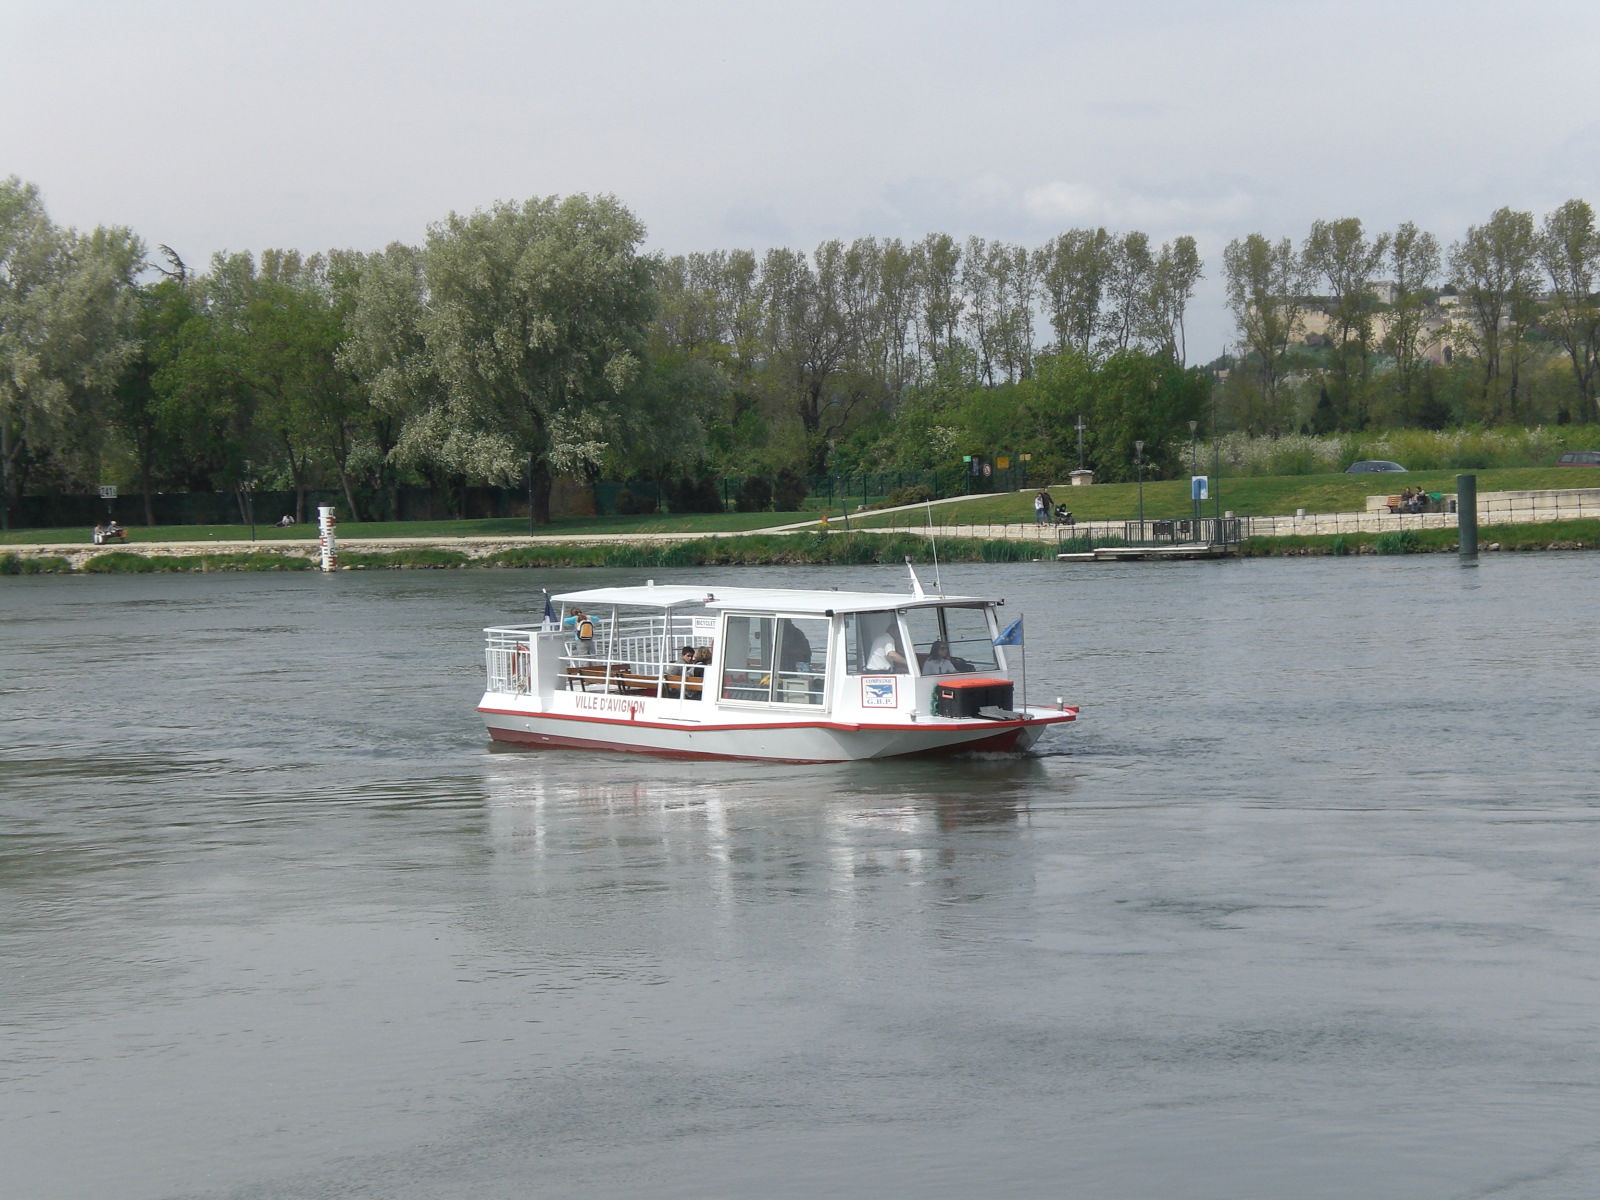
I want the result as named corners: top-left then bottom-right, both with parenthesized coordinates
top-left (10, 487), bottom-right (1597, 567)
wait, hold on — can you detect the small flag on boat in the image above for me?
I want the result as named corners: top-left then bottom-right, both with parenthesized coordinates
top-left (542, 591), bottom-right (556, 629)
top-left (993, 618), bottom-right (1023, 647)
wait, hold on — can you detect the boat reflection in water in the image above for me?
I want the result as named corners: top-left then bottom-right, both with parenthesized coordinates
top-left (479, 750), bottom-right (1058, 911)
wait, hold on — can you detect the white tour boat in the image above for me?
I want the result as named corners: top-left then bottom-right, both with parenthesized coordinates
top-left (478, 570), bottom-right (1077, 762)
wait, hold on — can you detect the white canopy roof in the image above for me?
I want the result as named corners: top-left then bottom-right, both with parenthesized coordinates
top-left (550, 582), bottom-right (995, 616)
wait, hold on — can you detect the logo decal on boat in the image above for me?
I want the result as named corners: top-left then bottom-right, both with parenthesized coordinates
top-left (861, 677), bottom-right (898, 708)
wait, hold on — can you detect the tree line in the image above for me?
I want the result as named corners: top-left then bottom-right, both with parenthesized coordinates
top-left (1219, 203), bottom-right (1600, 437)
top-left (3, 172), bottom-right (1596, 530)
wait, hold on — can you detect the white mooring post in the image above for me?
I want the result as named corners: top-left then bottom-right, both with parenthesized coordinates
top-left (317, 506), bottom-right (338, 572)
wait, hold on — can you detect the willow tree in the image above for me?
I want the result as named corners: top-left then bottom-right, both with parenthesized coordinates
top-left (0, 177), bottom-right (143, 528)
top-left (337, 242), bottom-right (436, 520)
top-left (418, 194), bottom-right (657, 523)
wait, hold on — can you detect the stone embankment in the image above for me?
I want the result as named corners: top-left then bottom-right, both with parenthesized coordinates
top-left (5, 530), bottom-right (750, 570)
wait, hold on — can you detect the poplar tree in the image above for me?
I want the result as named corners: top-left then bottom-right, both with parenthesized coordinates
top-left (1537, 198), bottom-right (1600, 418)
top-left (1449, 207), bottom-right (1538, 421)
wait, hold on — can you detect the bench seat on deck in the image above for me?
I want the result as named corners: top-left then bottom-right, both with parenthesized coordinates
top-left (565, 663), bottom-right (702, 697)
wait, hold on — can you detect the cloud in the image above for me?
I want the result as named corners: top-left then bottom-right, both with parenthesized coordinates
top-left (1022, 178), bottom-right (1257, 234)
top-left (1022, 182), bottom-right (1103, 224)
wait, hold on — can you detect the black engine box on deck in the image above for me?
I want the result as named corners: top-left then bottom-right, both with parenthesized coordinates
top-left (933, 677), bottom-right (1014, 718)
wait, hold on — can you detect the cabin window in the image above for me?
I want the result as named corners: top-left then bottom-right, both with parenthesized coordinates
top-left (901, 605), bottom-right (1001, 673)
top-left (941, 606), bottom-right (1001, 672)
top-left (718, 614), bottom-right (828, 706)
top-left (845, 612), bottom-right (907, 674)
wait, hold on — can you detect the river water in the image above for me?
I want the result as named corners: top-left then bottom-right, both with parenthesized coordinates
top-left (3, 556), bottom-right (1598, 1199)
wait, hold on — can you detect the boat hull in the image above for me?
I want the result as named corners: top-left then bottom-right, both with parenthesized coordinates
top-left (479, 698), bottom-right (1075, 762)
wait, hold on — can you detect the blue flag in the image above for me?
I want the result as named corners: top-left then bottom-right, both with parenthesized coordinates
top-left (542, 591), bottom-right (556, 628)
top-left (993, 618), bottom-right (1023, 647)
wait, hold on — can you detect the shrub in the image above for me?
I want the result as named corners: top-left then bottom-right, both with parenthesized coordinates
top-left (884, 484), bottom-right (934, 508)
top-left (1374, 530), bottom-right (1421, 555)
top-left (338, 548), bottom-right (468, 569)
top-left (613, 487), bottom-right (647, 516)
top-left (735, 475), bottom-right (774, 512)
top-left (860, 484), bottom-right (936, 512)
top-left (664, 476), bottom-right (725, 514)
top-left (772, 467), bottom-right (808, 511)
top-left (0, 553), bottom-right (71, 574)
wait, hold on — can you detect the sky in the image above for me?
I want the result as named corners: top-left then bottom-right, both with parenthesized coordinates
top-left (6, 0), bottom-right (1600, 364)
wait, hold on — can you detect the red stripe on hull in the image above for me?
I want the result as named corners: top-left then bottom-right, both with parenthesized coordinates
top-left (487, 724), bottom-right (830, 762)
top-left (483, 717), bottom-right (1063, 762)
top-left (477, 704), bottom-right (1076, 737)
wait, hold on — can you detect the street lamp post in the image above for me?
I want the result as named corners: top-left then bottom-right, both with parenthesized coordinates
top-left (1188, 419), bottom-right (1200, 528)
top-left (244, 461), bottom-right (256, 543)
top-left (1135, 439), bottom-right (1145, 539)
top-left (1212, 390), bottom-right (1222, 526)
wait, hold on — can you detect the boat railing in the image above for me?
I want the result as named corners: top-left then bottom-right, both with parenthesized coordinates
top-left (557, 612), bottom-right (713, 698)
top-left (484, 612), bottom-right (722, 700)
top-left (484, 626), bottom-right (540, 695)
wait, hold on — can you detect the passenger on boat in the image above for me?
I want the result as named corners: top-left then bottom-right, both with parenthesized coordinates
top-left (777, 620), bottom-right (811, 671)
top-left (665, 646), bottom-right (702, 698)
top-left (922, 641), bottom-right (957, 675)
top-left (571, 609), bottom-right (595, 658)
top-left (866, 628), bottom-right (907, 673)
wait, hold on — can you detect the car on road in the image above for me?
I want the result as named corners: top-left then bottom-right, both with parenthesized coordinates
top-left (1345, 460), bottom-right (1407, 473)
top-left (1556, 450), bottom-right (1600, 467)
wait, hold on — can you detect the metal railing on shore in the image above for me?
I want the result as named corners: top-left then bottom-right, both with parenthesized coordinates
top-left (849, 488), bottom-right (1600, 546)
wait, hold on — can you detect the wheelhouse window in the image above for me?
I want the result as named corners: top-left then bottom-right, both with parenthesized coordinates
top-left (845, 612), bottom-right (908, 674)
top-left (718, 614), bottom-right (829, 706)
top-left (902, 605), bottom-right (1001, 674)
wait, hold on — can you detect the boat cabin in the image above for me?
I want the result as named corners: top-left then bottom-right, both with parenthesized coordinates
top-left (483, 582), bottom-right (1019, 721)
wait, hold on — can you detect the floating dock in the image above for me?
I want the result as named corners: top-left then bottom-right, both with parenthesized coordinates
top-left (1058, 542), bottom-right (1237, 563)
